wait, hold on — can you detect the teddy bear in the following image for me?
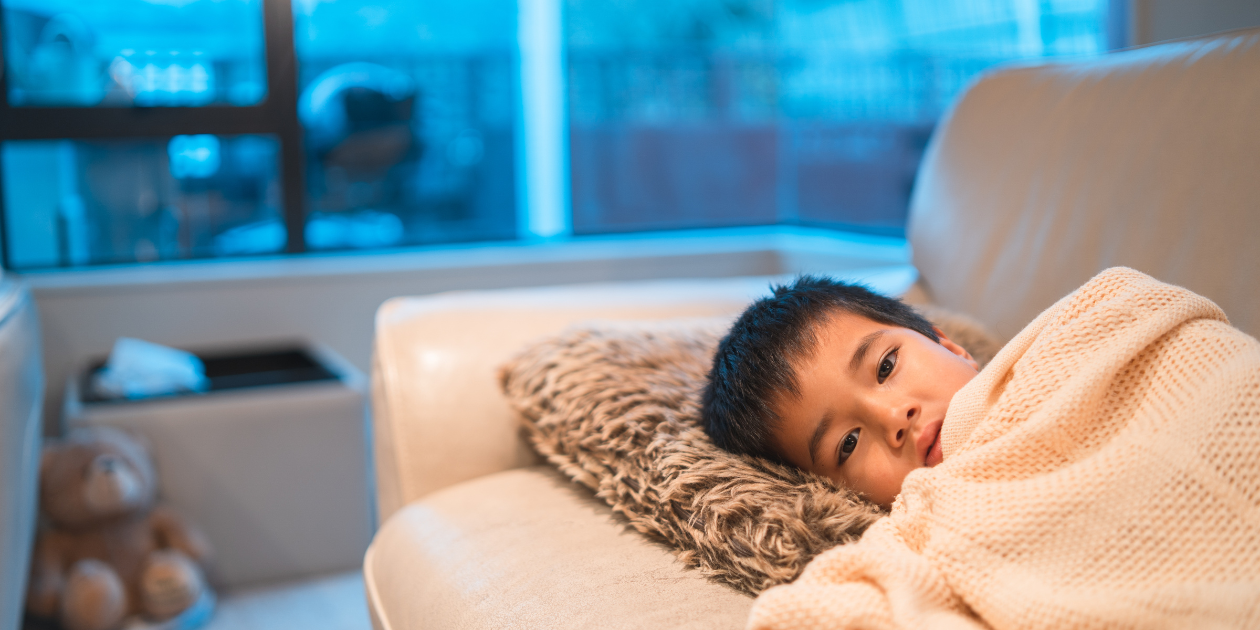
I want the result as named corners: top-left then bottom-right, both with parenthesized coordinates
top-left (25, 426), bottom-right (214, 630)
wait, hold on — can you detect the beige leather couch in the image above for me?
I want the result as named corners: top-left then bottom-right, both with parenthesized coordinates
top-left (364, 28), bottom-right (1260, 630)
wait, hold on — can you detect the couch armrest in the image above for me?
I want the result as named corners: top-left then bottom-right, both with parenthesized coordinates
top-left (0, 280), bottom-right (43, 630)
top-left (370, 276), bottom-right (783, 523)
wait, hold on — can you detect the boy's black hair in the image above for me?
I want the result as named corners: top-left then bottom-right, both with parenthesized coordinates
top-left (701, 275), bottom-right (939, 462)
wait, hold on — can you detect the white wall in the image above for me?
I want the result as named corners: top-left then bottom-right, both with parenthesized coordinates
top-left (1130, 0), bottom-right (1260, 45)
top-left (24, 228), bottom-right (909, 432)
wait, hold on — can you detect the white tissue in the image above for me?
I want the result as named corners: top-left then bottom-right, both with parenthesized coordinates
top-left (92, 338), bottom-right (209, 400)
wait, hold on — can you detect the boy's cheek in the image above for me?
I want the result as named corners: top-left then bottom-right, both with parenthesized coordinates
top-left (854, 453), bottom-right (917, 508)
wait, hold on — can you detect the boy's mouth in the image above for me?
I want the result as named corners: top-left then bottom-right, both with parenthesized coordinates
top-left (917, 419), bottom-right (944, 467)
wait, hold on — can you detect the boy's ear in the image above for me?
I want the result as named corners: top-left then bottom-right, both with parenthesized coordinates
top-left (933, 326), bottom-right (980, 371)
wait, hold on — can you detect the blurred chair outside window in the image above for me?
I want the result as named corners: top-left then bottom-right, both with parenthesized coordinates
top-left (293, 0), bottom-right (518, 251)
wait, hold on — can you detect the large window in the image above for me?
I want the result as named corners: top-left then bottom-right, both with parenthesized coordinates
top-left (0, 0), bottom-right (1110, 271)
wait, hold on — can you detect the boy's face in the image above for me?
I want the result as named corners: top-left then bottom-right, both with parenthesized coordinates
top-left (770, 312), bottom-right (980, 508)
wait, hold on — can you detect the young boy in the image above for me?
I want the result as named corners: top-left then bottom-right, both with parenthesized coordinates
top-left (702, 275), bottom-right (981, 508)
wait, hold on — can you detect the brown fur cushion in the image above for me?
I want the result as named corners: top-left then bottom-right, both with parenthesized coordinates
top-left (498, 311), bottom-right (1000, 595)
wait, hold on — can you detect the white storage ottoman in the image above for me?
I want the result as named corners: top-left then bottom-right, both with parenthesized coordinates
top-left (63, 343), bottom-right (373, 589)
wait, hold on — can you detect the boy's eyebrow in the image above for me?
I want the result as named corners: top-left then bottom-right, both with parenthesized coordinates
top-left (849, 330), bottom-right (887, 372)
top-left (808, 411), bottom-right (832, 467)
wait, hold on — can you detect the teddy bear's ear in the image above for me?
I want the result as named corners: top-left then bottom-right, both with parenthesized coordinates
top-left (64, 426), bottom-right (98, 444)
top-left (67, 425), bottom-right (151, 453)
top-left (115, 426), bottom-right (152, 453)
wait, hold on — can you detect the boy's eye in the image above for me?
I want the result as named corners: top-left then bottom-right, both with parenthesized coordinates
top-left (838, 429), bottom-right (860, 466)
top-left (877, 348), bottom-right (898, 383)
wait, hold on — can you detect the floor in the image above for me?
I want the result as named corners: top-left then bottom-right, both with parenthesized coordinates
top-left (203, 571), bottom-right (371, 630)
top-left (21, 571), bottom-right (371, 630)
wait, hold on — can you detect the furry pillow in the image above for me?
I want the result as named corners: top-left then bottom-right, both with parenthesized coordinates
top-left (498, 310), bottom-right (1000, 595)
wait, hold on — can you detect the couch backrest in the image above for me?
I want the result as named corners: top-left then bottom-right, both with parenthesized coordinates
top-left (908, 28), bottom-right (1260, 341)
top-left (0, 280), bottom-right (43, 630)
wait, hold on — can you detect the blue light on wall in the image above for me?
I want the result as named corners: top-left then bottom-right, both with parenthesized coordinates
top-left (168, 134), bottom-right (220, 179)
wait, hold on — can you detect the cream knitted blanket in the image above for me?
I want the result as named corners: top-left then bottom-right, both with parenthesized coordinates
top-left (749, 267), bottom-right (1260, 629)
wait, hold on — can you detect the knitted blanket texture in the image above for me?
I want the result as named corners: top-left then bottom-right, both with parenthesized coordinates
top-left (749, 267), bottom-right (1260, 629)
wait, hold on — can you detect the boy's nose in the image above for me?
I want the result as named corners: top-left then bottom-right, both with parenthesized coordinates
top-left (883, 404), bottom-right (916, 446)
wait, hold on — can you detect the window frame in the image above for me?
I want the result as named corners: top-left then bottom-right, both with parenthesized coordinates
top-left (0, 0), bottom-right (309, 269)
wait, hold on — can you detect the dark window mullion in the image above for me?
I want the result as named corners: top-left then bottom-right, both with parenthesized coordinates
top-left (0, 107), bottom-right (281, 140)
top-left (262, 0), bottom-right (306, 254)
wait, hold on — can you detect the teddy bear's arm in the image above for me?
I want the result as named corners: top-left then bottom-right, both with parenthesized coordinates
top-left (149, 506), bottom-right (213, 566)
top-left (25, 531), bottom-right (66, 618)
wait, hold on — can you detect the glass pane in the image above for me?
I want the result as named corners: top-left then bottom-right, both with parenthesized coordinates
top-left (567, 0), bottom-right (1108, 235)
top-left (2, 0), bottom-right (266, 107)
top-left (293, 0), bottom-right (518, 251)
top-left (3, 135), bottom-right (283, 269)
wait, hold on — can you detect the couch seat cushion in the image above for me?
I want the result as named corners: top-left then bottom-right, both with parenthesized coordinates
top-left (364, 466), bottom-right (754, 630)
